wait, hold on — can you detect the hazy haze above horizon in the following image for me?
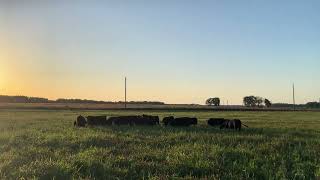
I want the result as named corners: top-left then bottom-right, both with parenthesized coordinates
top-left (0, 1), bottom-right (319, 104)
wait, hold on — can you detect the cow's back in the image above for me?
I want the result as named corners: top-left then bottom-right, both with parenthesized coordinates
top-left (87, 116), bottom-right (107, 126)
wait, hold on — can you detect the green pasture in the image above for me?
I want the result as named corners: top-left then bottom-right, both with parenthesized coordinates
top-left (0, 110), bottom-right (319, 179)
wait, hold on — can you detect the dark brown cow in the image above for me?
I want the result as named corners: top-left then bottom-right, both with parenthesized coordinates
top-left (220, 119), bottom-right (248, 131)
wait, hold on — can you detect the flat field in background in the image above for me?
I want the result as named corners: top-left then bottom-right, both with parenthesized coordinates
top-left (0, 103), bottom-right (210, 110)
top-left (0, 110), bottom-right (319, 179)
top-left (1, 103), bottom-right (311, 111)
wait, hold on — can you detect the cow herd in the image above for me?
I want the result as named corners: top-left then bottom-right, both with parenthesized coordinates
top-left (74, 115), bottom-right (248, 131)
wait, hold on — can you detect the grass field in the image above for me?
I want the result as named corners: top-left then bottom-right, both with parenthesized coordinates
top-left (0, 109), bottom-right (320, 179)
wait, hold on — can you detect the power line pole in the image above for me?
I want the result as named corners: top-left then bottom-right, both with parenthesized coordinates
top-left (293, 83), bottom-right (295, 111)
top-left (125, 77), bottom-right (127, 109)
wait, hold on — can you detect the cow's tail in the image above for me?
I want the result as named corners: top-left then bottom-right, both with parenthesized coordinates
top-left (242, 123), bottom-right (249, 128)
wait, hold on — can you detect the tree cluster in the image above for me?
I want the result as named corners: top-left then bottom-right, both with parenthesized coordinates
top-left (243, 96), bottom-right (272, 107)
top-left (206, 97), bottom-right (220, 106)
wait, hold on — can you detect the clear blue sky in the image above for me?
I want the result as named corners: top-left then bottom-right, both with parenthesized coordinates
top-left (0, 1), bottom-right (319, 104)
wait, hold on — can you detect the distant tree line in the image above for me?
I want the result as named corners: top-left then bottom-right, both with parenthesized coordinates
top-left (118, 101), bottom-right (165, 105)
top-left (0, 95), bottom-right (50, 103)
top-left (0, 95), bottom-right (165, 105)
top-left (206, 95), bottom-right (320, 109)
top-left (272, 103), bottom-right (304, 108)
top-left (306, 102), bottom-right (320, 108)
top-left (56, 99), bottom-right (111, 104)
top-left (273, 102), bottom-right (320, 109)
top-left (242, 96), bottom-right (320, 109)
top-left (206, 96), bottom-right (272, 107)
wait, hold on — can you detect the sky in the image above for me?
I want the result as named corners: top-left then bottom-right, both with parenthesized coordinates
top-left (0, 0), bottom-right (319, 104)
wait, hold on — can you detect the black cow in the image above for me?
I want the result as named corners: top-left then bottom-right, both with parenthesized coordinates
top-left (208, 118), bottom-right (226, 127)
top-left (126, 116), bottom-right (146, 126)
top-left (220, 119), bottom-right (235, 130)
top-left (108, 115), bottom-right (159, 126)
top-left (220, 119), bottom-right (247, 131)
top-left (74, 115), bottom-right (87, 127)
top-left (173, 117), bottom-right (197, 126)
top-left (141, 115), bottom-right (160, 125)
top-left (164, 117), bottom-right (198, 126)
top-left (87, 116), bottom-right (109, 126)
top-left (109, 116), bottom-right (135, 126)
top-left (163, 116), bottom-right (174, 126)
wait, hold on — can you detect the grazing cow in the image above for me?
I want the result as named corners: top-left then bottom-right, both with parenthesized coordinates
top-left (74, 115), bottom-right (87, 127)
top-left (172, 117), bottom-right (197, 126)
top-left (207, 118), bottom-right (226, 127)
top-left (163, 116), bottom-right (175, 126)
top-left (87, 116), bottom-right (108, 126)
top-left (126, 116), bottom-right (146, 126)
top-left (106, 118), bottom-right (113, 125)
top-left (108, 115), bottom-right (159, 126)
top-left (164, 117), bottom-right (198, 126)
top-left (109, 116), bottom-right (135, 126)
top-left (220, 119), bottom-right (247, 131)
top-left (234, 119), bottom-right (242, 131)
top-left (220, 119), bottom-right (235, 130)
top-left (142, 115), bottom-right (160, 125)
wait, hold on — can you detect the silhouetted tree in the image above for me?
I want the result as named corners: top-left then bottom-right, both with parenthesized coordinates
top-left (206, 97), bottom-right (220, 106)
top-left (256, 97), bottom-right (264, 107)
top-left (243, 96), bottom-right (257, 107)
top-left (212, 98), bottom-right (220, 106)
top-left (265, 99), bottom-right (272, 107)
top-left (244, 96), bottom-right (273, 108)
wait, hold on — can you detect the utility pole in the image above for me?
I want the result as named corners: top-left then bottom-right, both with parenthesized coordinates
top-left (293, 83), bottom-right (295, 111)
top-left (125, 77), bottom-right (127, 109)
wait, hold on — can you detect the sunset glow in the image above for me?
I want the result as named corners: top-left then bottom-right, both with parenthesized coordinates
top-left (0, 1), bottom-right (319, 104)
